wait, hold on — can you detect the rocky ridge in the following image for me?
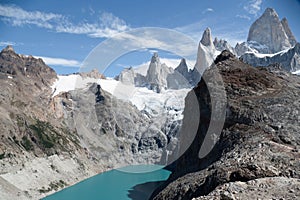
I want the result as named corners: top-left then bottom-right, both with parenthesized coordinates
top-left (118, 52), bottom-right (192, 92)
top-left (0, 46), bottom-right (181, 199)
top-left (152, 50), bottom-right (300, 199)
top-left (241, 42), bottom-right (300, 72)
top-left (118, 27), bottom-right (234, 91)
top-left (0, 46), bottom-right (102, 199)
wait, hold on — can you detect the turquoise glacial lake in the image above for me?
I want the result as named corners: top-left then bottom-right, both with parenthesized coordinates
top-left (43, 165), bottom-right (171, 200)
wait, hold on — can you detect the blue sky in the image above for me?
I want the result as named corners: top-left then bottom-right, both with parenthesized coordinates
top-left (1, 0), bottom-right (300, 76)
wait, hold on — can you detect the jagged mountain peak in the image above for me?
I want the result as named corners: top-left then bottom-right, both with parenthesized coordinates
top-left (1, 45), bottom-right (15, 53)
top-left (79, 68), bottom-right (105, 79)
top-left (175, 58), bottom-right (188, 73)
top-left (151, 52), bottom-right (160, 63)
top-left (146, 52), bottom-right (174, 92)
top-left (0, 46), bottom-right (56, 87)
top-left (179, 58), bottom-right (187, 66)
top-left (262, 7), bottom-right (279, 18)
top-left (200, 27), bottom-right (213, 47)
top-left (281, 17), bottom-right (297, 46)
top-left (247, 7), bottom-right (293, 53)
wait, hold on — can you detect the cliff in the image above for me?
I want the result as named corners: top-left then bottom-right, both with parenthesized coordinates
top-left (152, 50), bottom-right (300, 199)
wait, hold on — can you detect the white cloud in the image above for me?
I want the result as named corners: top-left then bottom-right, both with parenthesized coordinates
top-left (56, 12), bottom-right (129, 38)
top-left (0, 4), bottom-right (64, 29)
top-left (0, 41), bottom-right (17, 46)
top-left (0, 4), bottom-right (130, 38)
top-left (80, 28), bottom-right (198, 73)
top-left (35, 56), bottom-right (81, 67)
top-left (236, 14), bottom-right (251, 20)
top-left (175, 19), bottom-right (207, 41)
top-left (244, 0), bottom-right (263, 16)
top-left (202, 8), bottom-right (214, 14)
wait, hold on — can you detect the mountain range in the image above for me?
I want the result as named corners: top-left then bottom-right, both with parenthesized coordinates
top-left (117, 7), bottom-right (299, 93)
top-left (0, 7), bottom-right (299, 200)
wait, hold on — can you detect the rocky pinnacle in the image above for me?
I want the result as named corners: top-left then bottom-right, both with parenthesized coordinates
top-left (200, 27), bottom-right (214, 47)
top-left (247, 7), bottom-right (293, 53)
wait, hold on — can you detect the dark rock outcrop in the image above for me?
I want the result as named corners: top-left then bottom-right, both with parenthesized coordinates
top-left (0, 46), bottom-right (80, 156)
top-left (0, 45), bottom-right (57, 86)
top-left (152, 50), bottom-right (300, 199)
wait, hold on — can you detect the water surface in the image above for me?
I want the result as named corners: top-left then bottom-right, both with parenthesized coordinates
top-left (43, 165), bottom-right (171, 200)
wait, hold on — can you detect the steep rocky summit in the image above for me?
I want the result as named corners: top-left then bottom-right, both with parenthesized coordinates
top-left (152, 50), bottom-right (300, 199)
top-left (146, 53), bottom-right (174, 92)
top-left (235, 7), bottom-right (299, 73)
top-left (191, 28), bottom-right (218, 85)
top-left (281, 17), bottom-right (297, 47)
top-left (247, 8), bottom-right (295, 53)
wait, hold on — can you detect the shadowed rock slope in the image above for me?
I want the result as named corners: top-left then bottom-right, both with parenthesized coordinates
top-left (152, 50), bottom-right (300, 199)
top-left (0, 46), bottom-right (103, 199)
top-left (0, 46), bottom-right (178, 199)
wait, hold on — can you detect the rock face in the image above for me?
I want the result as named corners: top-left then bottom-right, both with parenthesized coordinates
top-left (241, 42), bottom-right (300, 72)
top-left (0, 45), bottom-right (57, 85)
top-left (79, 69), bottom-right (105, 79)
top-left (235, 40), bottom-right (271, 56)
top-left (146, 53), bottom-right (174, 92)
top-left (281, 17), bottom-right (297, 47)
top-left (213, 37), bottom-right (236, 55)
top-left (118, 53), bottom-right (193, 91)
top-left (192, 28), bottom-right (218, 85)
top-left (152, 50), bottom-right (300, 199)
top-left (174, 58), bottom-right (190, 81)
top-left (247, 8), bottom-right (293, 53)
top-left (0, 46), bottom-right (179, 199)
top-left (0, 46), bottom-right (102, 199)
top-left (200, 28), bottom-right (214, 46)
top-left (193, 177), bottom-right (300, 200)
top-left (118, 67), bottom-right (135, 85)
top-left (62, 82), bottom-right (170, 167)
top-left (167, 58), bottom-right (193, 89)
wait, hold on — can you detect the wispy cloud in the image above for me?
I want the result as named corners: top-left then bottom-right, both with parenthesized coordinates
top-left (36, 56), bottom-right (81, 67)
top-left (148, 49), bottom-right (158, 54)
top-left (175, 20), bottom-right (248, 46)
top-left (243, 0), bottom-right (263, 16)
top-left (80, 28), bottom-right (198, 73)
top-left (0, 41), bottom-right (20, 46)
top-left (236, 14), bottom-right (251, 20)
top-left (56, 12), bottom-right (129, 38)
top-left (0, 4), bottom-right (64, 29)
top-left (202, 8), bottom-right (214, 14)
top-left (0, 4), bottom-right (130, 38)
top-left (175, 19), bottom-right (207, 41)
